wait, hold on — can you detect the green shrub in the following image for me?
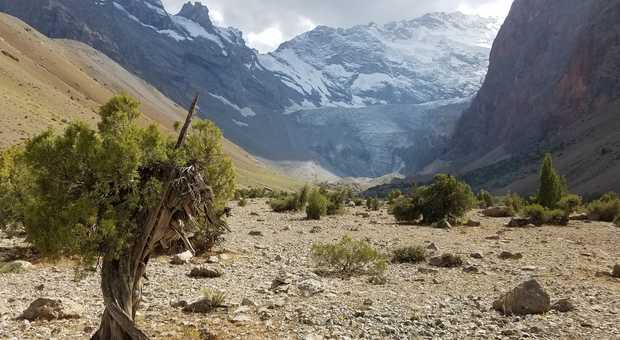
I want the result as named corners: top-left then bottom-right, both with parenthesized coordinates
top-left (417, 174), bottom-right (476, 224)
top-left (0, 147), bottom-right (31, 229)
top-left (311, 235), bottom-right (387, 275)
top-left (558, 194), bottom-right (582, 214)
top-left (536, 153), bottom-right (564, 208)
top-left (392, 245), bottom-right (427, 263)
top-left (388, 190), bottom-right (402, 204)
top-left (478, 190), bottom-right (494, 208)
top-left (324, 190), bottom-right (346, 215)
top-left (391, 197), bottom-right (421, 223)
top-left (366, 197), bottom-right (380, 211)
top-left (587, 192), bottom-right (620, 222)
top-left (353, 198), bottom-right (364, 207)
top-left (200, 288), bottom-right (226, 308)
top-left (269, 194), bottom-right (300, 212)
top-left (523, 204), bottom-right (567, 226)
top-left (306, 189), bottom-right (328, 220)
top-left (614, 215), bottom-right (620, 227)
top-left (504, 193), bottom-right (525, 215)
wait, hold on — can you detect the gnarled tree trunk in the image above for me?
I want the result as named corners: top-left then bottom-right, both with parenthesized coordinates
top-left (91, 95), bottom-right (220, 340)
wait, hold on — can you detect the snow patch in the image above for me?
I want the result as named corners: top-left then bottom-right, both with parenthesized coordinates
top-left (210, 94), bottom-right (257, 117)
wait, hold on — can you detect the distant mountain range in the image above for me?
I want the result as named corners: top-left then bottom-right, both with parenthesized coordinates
top-left (0, 0), bottom-right (500, 179)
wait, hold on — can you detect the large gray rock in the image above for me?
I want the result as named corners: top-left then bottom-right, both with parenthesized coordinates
top-left (170, 250), bottom-right (193, 265)
top-left (188, 266), bottom-right (223, 278)
top-left (429, 253), bottom-right (463, 268)
top-left (0, 260), bottom-right (32, 273)
top-left (493, 280), bottom-right (551, 315)
top-left (18, 298), bottom-right (81, 321)
top-left (612, 264), bottom-right (620, 278)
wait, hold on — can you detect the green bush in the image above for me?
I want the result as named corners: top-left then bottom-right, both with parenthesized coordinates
top-left (353, 198), bottom-right (364, 206)
top-left (0, 147), bottom-right (31, 229)
top-left (504, 193), bottom-right (525, 215)
top-left (614, 215), bottom-right (620, 227)
top-left (558, 194), bottom-right (582, 214)
top-left (306, 189), bottom-right (328, 220)
top-left (536, 154), bottom-right (565, 208)
top-left (366, 197), bottom-right (380, 211)
top-left (587, 192), bottom-right (620, 222)
top-left (388, 190), bottom-right (402, 204)
top-left (325, 190), bottom-right (346, 215)
top-left (417, 174), bottom-right (476, 224)
top-left (392, 245), bottom-right (427, 263)
top-left (478, 190), bottom-right (494, 208)
top-left (311, 235), bottom-right (387, 275)
top-left (391, 196), bottom-right (421, 223)
top-left (269, 185), bottom-right (312, 213)
top-left (523, 204), bottom-right (567, 226)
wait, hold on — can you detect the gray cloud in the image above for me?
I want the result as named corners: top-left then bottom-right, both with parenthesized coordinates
top-left (162, 0), bottom-right (513, 52)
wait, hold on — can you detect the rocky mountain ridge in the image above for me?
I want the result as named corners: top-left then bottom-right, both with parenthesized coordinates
top-left (0, 0), bottom-right (500, 178)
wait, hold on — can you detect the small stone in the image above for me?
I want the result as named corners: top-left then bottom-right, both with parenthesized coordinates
top-left (297, 278), bottom-right (324, 297)
top-left (249, 230), bottom-right (263, 237)
top-left (498, 251), bottom-right (523, 260)
top-left (188, 266), bottom-right (224, 279)
top-left (170, 251), bottom-right (193, 265)
top-left (485, 235), bottom-right (500, 240)
top-left (427, 242), bottom-right (439, 251)
top-left (429, 253), bottom-right (463, 268)
top-left (482, 206), bottom-right (512, 218)
top-left (465, 219), bottom-right (481, 227)
top-left (363, 298), bottom-right (373, 306)
top-left (418, 267), bottom-right (439, 274)
top-left (612, 264), bottom-right (620, 278)
top-left (463, 265), bottom-right (479, 274)
top-left (171, 300), bottom-right (188, 308)
top-left (241, 298), bottom-right (257, 307)
top-left (310, 226), bottom-right (322, 233)
top-left (433, 219), bottom-right (452, 229)
top-left (551, 298), bottom-right (575, 312)
top-left (470, 252), bottom-right (483, 259)
top-left (506, 218), bottom-right (531, 228)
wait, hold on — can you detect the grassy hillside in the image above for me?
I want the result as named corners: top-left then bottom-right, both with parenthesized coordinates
top-left (0, 13), bottom-right (301, 191)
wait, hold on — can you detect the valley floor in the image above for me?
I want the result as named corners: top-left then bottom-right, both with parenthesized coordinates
top-left (1, 200), bottom-right (619, 339)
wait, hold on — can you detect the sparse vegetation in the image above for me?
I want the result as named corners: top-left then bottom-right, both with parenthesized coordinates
top-left (200, 288), bottom-right (226, 308)
top-left (389, 174), bottom-right (476, 224)
top-left (587, 192), bottom-right (620, 222)
top-left (269, 184), bottom-right (312, 213)
top-left (504, 193), bottom-right (525, 216)
top-left (237, 198), bottom-right (247, 207)
top-left (326, 189), bottom-right (346, 215)
top-left (522, 204), bottom-right (567, 226)
top-left (388, 190), bottom-right (402, 204)
top-left (392, 245), bottom-right (427, 263)
top-left (537, 153), bottom-right (565, 208)
top-left (557, 194), bottom-right (582, 214)
top-left (311, 235), bottom-right (387, 275)
top-left (478, 189), bottom-right (495, 208)
top-left (366, 197), bottom-right (380, 211)
top-left (306, 189), bottom-right (328, 220)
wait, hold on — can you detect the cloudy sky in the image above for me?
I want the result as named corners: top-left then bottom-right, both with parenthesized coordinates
top-left (162, 0), bottom-right (514, 53)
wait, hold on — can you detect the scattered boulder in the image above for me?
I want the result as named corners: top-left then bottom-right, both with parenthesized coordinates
top-left (429, 253), bottom-right (463, 268)
top-left (418, 267), bottom-right (439, 274)
top-left (465, 219), bottom-right (481, 227)
top-left (248, 230), bottom-right (263, 237)
top-left (241, 298), bottom-right (257, 307)
top-left (356, 212), bottom-right (370, 218)
top-left (612, 264), bottom-right (620, 278)
top-left (463, 265), bottom-right (479, 274)
top-left (470, 252), bottom-right (484, 259)
top-left (188, 266), bottom-right (224, 279)
top-left (492, 279), bottom-right (551, 315)
top-left (170, 250), bottom-right (193, 265)
top-left (551, 298), bottom-right (576, 312)
top-left (271, 271), bottom-right (293, 293)
top-left (0, 260), bottom-right (33, 273)
top-left (482, 206), bottom-right (512, 218)
top-left (368, 275), bottom-right (387, 285)
top-left (426, 243), bottom-right (439, 252)
top-left (18, 298), bottom-right (81, 321)
top-left (183, 298), bottom-right (222, 313)
top-left (297, 278), bottom-right (324, 297)
top-left (569, 213), bottom-right (588, 221)
top-left (310, 226), bottom-right (322, 234)
top-left (507, 218), bottom-right (531, 228)
top-left (171, 300), bottom-right (188, 308)
top-left (498, 251), bottom-right (523, 260)
top-left (230, 306), bottom-right (252, 323)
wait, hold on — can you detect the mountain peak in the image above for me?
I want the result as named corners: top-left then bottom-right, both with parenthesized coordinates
top-left (177, 1), bottom-right (213, 29)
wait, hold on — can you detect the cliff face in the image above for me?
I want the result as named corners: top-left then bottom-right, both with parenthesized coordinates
top-left (441, 0), bottom-right (620, 194)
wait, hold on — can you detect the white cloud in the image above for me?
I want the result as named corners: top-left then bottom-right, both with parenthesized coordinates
top-left (161, 0), bottom-right (513, 52)
top-left (247, 27), bottom-right (284, 53)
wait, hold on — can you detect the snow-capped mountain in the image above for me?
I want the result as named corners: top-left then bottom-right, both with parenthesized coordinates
top-left (0, 0), bottom-right (501, 178)
top-left (261, 12), bottom-right (500, 112)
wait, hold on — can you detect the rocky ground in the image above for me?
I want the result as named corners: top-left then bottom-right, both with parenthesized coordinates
top-left (1, 199), bottom-right (619, 339)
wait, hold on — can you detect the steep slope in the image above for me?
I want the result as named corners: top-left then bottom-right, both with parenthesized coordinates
top-left (0, 1), bottom-right (500, 178)
top-left (0, 13), bottom-right (300, 190)
top-left (432, 0), bottom-right (620, 194)
top-left (262, 13), bottom-right (500, 111)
